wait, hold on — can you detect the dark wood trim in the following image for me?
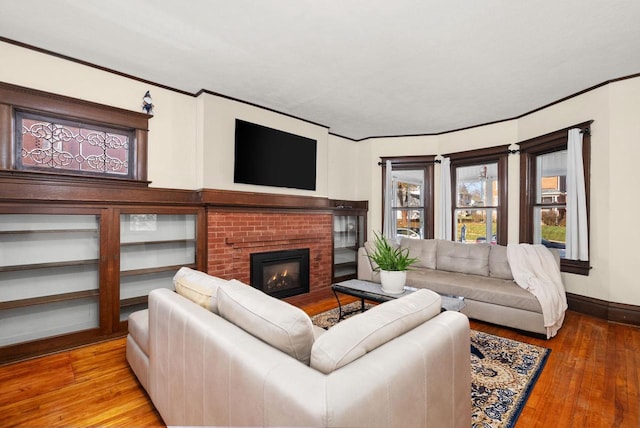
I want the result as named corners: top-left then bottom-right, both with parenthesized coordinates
top-left (567, 292), bottom-right (640, 327)
top-left (0, 103), bottom-right (12, 169)
top-left (447, 145), bottom-right (510, 245)
top-left (380, 156), bottom-right (436, 239)
top-left (380, 155), bottom-right (438, 165)
top-left (0, 36), bottom-right (193, 97)
top-left (518, 122), bottom-right (593, 275)
top-left (349, 77), bottom-right (638, 141)
top-left (120, 264), bottom-right (196, 277)
top-left (329, 199), bottom-right (369, 210)
top-left (196, 89), bottom-right (329, 130)
top-left (0, 289), bottom-right (99, 310)
top-left (0, 81), bottom-right (151, 184)
top-left (0, 82), bottom-right (151, 129)
top-left (4, 36), bottom-right (639, 142)
top-left (0, 174), bottom-right (199, 205)
top-left (199, 188), bottom-right (331, 209)
top-left (0, 328), bottom-right (126, 366)
top-left (0, 259), bottom-right (98, 273)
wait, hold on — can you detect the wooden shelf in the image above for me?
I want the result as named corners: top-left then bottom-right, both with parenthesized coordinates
top-left (120, 263), bottom-right (195, 277)
top-left (0, 259), bottom-right (99, 273)
top-left (0, 289), bottom-right (99, 310)
top-left (120, 295), bottom-right (148, 308)
top-left (120, 238), bottom-right (195, 247)
top-left (0, 228), bottom-right (98, 235)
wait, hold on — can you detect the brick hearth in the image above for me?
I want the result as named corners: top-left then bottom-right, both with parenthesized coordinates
top-left (207, 209), bottom-right (333, 302)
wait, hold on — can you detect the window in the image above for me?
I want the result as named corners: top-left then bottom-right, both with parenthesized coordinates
top-left (0, 82), bottom-right (150, 184)
top-left (448, 146), bottom-right (509, 245)
top-left (17, 111), bottom-right (133, 178)
top-left (381, 156), bottom-right (435, 240)
top-left (519, 121), bottom-right (592, 275)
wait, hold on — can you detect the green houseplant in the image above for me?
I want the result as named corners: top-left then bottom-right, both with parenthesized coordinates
top-left (366, 232), bottom-right (418, 294)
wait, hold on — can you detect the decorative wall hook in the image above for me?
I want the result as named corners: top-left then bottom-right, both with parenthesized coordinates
top-left (142, 91), bottom-right (154, 114)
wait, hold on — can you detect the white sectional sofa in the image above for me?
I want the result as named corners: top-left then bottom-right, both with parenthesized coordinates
top-left (358, 238), bottom-right (562, 336)
top-left (126, 267), bottom-right (471, 427)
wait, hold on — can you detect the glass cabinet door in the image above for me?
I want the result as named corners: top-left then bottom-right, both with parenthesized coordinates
top-left (333, 213), bottom-right (365, 281)
top-left (119, 213), bottom-right (197, 321)
top-left (0, 213), bottom-right (101, 346)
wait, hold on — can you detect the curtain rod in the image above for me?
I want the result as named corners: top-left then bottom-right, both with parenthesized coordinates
top-left (377, 159), bottom-right (441, 166)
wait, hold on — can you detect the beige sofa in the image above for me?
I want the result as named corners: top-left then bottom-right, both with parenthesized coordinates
top-left (127, 267), bottom-right (471, 427)
top-left (358, 238), bottom-right (560, 336)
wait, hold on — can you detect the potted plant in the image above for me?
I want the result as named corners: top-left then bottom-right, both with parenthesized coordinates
top-left (366, 232), bottom-right (418, 294)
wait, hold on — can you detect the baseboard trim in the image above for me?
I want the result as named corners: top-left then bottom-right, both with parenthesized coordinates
top-left (567, 292), bottom-right (640, 327)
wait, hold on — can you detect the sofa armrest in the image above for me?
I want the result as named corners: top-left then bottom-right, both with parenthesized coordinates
top-left (357, 246), bottom-right (380, 282)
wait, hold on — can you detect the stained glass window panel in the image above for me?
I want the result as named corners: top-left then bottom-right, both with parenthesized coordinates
top-left (18, 113), bottom-right (131, 177)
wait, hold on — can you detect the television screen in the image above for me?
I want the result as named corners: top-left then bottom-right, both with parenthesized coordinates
top-left (234, 119), bottom-right (317, 191)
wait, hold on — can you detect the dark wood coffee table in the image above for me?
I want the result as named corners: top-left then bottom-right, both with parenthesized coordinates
top-left (332, 279), bottom-right (465, 320)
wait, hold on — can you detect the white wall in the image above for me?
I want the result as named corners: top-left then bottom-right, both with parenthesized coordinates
top-left (608, 78), bottom-right (640, 305)
top-left (0, 41), bottom-right (199, 190)
top-left (357, 78), bottom-right (640, 306)
top-left (2, 40), bottom-right (639, 306)
top-left (197, 92), bottom-right (330, 196)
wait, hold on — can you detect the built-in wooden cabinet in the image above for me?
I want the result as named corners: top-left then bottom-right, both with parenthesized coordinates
top-left (332, 203), bottom-right (367, 282)
top-left (0, 204), bottom-right (204, 364)
top-left (118, 211), bottom-right (198, 325)
top-left (0, 211), bottom-right (104, 349)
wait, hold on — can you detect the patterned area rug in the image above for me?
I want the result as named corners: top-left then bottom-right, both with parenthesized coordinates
top-left (311, 302), bottom-right (550, 428)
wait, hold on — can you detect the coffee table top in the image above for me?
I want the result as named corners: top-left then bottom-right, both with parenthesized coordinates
top-left (332, 279), bottom-right (466, 312)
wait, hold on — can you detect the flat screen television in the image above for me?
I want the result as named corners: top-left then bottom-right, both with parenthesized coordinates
top-left (234, 119), bottom-right (317, 191)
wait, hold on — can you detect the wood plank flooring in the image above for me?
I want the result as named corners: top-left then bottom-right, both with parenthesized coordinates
top-left (1, 298), bottom-right (639, 427)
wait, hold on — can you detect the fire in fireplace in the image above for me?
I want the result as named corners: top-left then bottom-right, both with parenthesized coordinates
top-left (250, 248), bottom-right (310, 299)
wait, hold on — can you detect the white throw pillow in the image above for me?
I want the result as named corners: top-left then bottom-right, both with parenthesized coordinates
top-left (310, 289), bottom-right (441, 374)
top-left (173, 267), bottom-right (227, 314)
top-left (217, 279), bottom-right (316, 365)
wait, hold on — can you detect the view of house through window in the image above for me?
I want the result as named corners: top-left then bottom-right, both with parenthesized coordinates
top-left (534, 150), bottom-right (567, 257)
top-left (391, 169), bottom-right (424, 239)
top-left (518, 121), bottom-right (591, 275)
top-left (455, 163), bottom-right (498, 243)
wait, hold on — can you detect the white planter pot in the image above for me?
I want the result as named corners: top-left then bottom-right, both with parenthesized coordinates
top-left (380, 270), bottom-right (407, 295)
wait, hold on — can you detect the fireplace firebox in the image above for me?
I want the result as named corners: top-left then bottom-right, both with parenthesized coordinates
top-left (250, 248), bottom-right (310, 299)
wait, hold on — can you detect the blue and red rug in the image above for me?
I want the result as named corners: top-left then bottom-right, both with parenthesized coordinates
top-left (311, 303), bottom-right (550, 428)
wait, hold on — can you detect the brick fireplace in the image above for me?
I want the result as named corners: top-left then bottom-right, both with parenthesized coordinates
top-left (206, 209), bottom-right (333, 304)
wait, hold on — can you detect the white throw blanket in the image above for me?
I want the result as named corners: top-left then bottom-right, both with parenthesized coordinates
top-left (507, 243), bottom-right (568, 339)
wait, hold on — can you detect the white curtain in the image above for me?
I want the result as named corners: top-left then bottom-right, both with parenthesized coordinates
top-left (383, 160), bottom-right (395, 240)
top-left (438, 157), bottom-right (452, 240)
top-left (566, 129), bottom-right (589, 260)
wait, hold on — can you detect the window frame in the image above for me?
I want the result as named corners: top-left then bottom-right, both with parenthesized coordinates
top-left (0, 82), bottom-right (150, 186)
top-left (447, 145), bottom-right (509, 246)
top-left (518, 121), bottom-right (592, 275)
top-left (380, 155), bottom-right (435, 239)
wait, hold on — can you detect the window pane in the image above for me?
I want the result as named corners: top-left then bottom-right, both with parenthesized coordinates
top-left (19, 113), bottom-right (131, 177)
top-left (393, 170), bottom-right (423, 208)
top-left (456, 163), bottom-right (498, 207)
top-left (455, 208), bottom-right (496, 244)
top-left (394, 209), bottom-right (423, 239)
top-left (534, 206), bottom-right (566, 258)
top-left (536, 151), bottom-right (566, 204)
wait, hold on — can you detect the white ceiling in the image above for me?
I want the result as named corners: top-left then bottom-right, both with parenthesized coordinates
top-left (1, 0), bottom-right (639, 140)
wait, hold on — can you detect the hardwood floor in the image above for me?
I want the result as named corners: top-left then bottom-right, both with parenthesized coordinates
top-left (1, 299), bottom-right (638, 427)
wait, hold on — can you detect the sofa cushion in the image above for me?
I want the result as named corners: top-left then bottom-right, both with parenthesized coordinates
top-left (173, 267), bottom-right (227, 314)
top-left (217, 279), bottom-right (316, 365)
top-left (310, 289), bottom-right (441, 374)
top-left (400, 238), bottom-right (437, 269)
top-left (406, 269), bottom-right (542, 313)
top-left (128, 309), bottom-right (149, 356)
top-left (489, 245), bottom-right (514, 280)
top-left (436, 240), bottom-right (490, 276)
